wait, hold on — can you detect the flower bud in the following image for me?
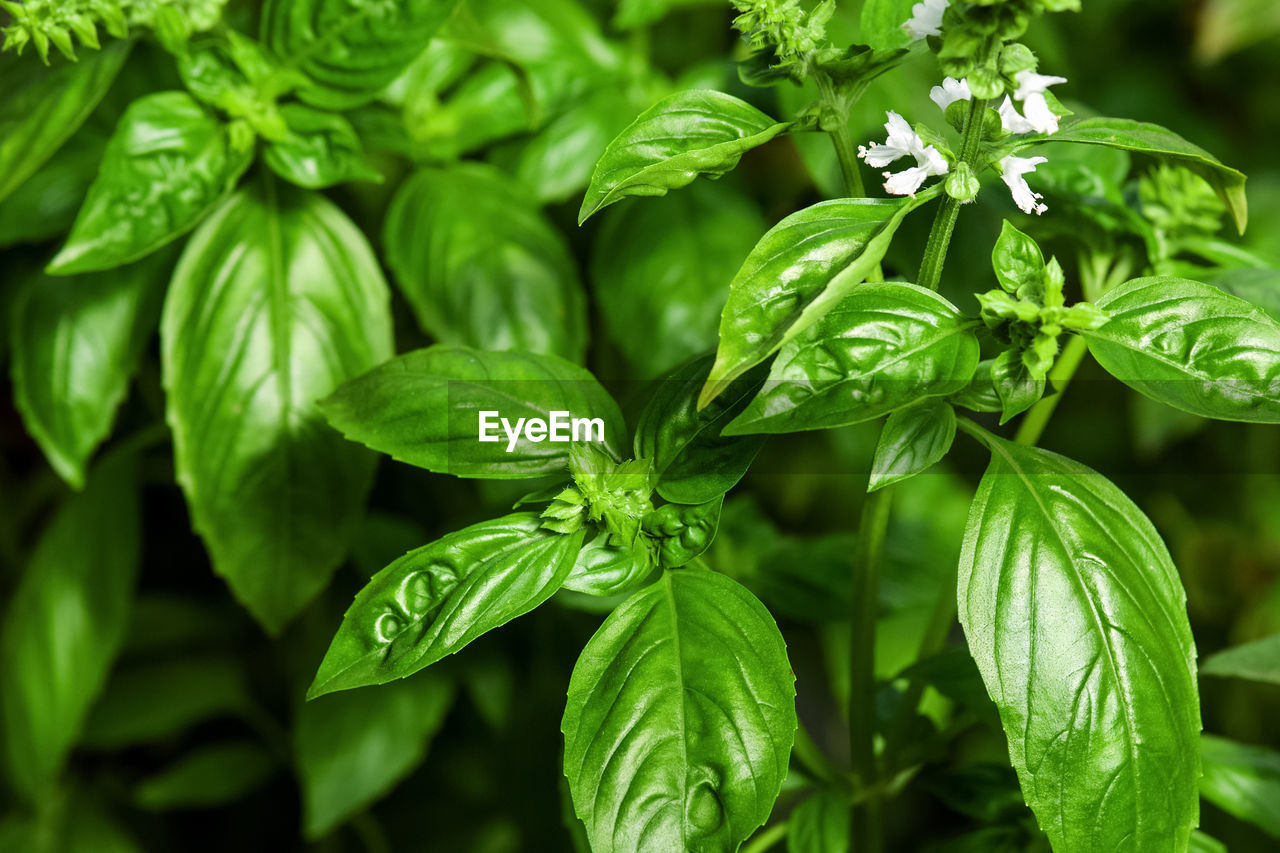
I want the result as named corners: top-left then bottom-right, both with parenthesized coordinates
top-left (945, 162), bottom-right (981, 202)
top-left (999, 43), bottom-right (1037, 77)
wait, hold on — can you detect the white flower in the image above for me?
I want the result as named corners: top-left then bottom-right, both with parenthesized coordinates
top-left (998, 96), bottom-right (1037, 135)
top-left (857, 111), bottom-right (949, 198)
top-left (930, 77), bottom-right (971, 111)
top-left (903, 0), bottom-right (948, 40)
top-left (1000, 155), bottom-right (1049, 215)
top-left (1012, 71), bottom-right (1068, 102)
top-left (1004, 70), bottom-right (1068, 135)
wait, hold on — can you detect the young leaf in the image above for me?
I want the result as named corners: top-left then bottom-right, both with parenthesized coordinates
top-left (1038, 117), bottom-right (1248, 233)
top-left (161, 183), bottom-right (394, 633)
top-left (1083, 276), bottom-right (1280, 423)
top-left (1200, 634), bottom-right (1280, 685)
top-left (990, 349), bottom-right (1045, 424)
top-left (642, 496), bottom-right (723, 568)
top-left (869, 399), bottom-right (956, 492)
top-left (0, 42), bottom-right (129, 204)
top-left (859, 0), bottom-right (915, 51)
top-left (134, 742), bottom-right (275, 811)
top-left (10, 252), bottom-right (170, 488)
top-left (384, 164), bottom-right (587, 362)
top-left (578, 89), bottom-right (790, 223)
top-left (726, 283), bottom-right (979, 435)
top-left (958, 435), bottom-right (1200, 852)
top-left (949, 358), bottom-right (1002, 413)
top-left (296, 671), bottom-right (454, 837)
top-left (320, 346), bottom-right (625, 479)
top-left (1199, 734), bottom-right (1280, 838)
top-left (634, 354), bottom-right (767, 505)
top-left (263, 104), bottom-right (383, 189)
top-left (592, 181), bottom-right (764, 377)
top-left (700, 197), bottom-right (934, 407)
top-left (0, 453), bottom-right (139, 799)
top-left (310, 515), bottom-right (585, 697)
top-left (564, 529), bottom-right (654, 597)
top-left (261, 0), bottom-right (461, 110)
top-left (991, 220), bottom-right (1044, 294)
top-left (787, 790), bottom-right (849, 853)
top-left (562, 570), bottom-right (796, 853)
top-left (48, 92), bottom-right (254, 275)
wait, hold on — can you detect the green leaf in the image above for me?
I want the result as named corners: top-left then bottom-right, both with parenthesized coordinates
top-left (949, 358), bottom-right (1002, 413)
top-left (1200, 634), bottom-right (1280, 685)
top-left (320, 346), bottom-right (625, 479)
top-left (0, 41), bottom-right (129, 204)
top-left (384, 164), bottom-right (587, 362)
top-left (263, 104), bottom-right (382, 189)
top-left (859, 0), bottom-right (915, 51)
top-left (1189, 830), bottom-right (1228, 853)
top-left (1200, 734), bottom-right (1280, 838)
top-left (0, 112), bottom-right (109, 248)
top-left (991, 219), bottom-right (1044, 294)
top-left (1209, 267), bottom-right (1280, 321)
top-left (787, 790), bottom-right (848, 853)
top-left (613, 0), bottom-right (714, 29)
top-left (81, 656), bottom-right (251, 749)
top-left (726, 283), bottom-right (979, 435)
top-left (161, 182), bottom-right (394, 633)
top-left (564, 529), bottom-right (655, 597)
top-left (1037, 117), bottom-right (1248, 233)
top-left (262, 0), bottom-right (461, 110)
top-left (0, 453), bottom-right (139, 799)
top-left (578, 89), bottom-right (789, 223)
top-left (991, 348), bottom-right (1045, 424)
top-left (700, 197), bottom-right (934, 407)
top-left (309, 514), bottom-right (585, 697)
top-left (958, 435), bottom-right (1200, 852)
top-left (1083, 276), bottom-right (1280, 423)
top-left (869, 399), bottom-right (956, 492)
top-left (296, 671), bottom-right (454, 837)
top-left (134, 741), bottom-right (275, 811)
top-left (634, 354), bottom-right (767, 505)
top-left (48, 92), bottom-right (254, 275)
top-left (10, 253), bottom-right (170, 488)
top-left (593, 181), bottom-right (764, 377)
top-left (562, 570), bottom-right (796, 853)
top-left (642, 496), bottom-right (723, 568)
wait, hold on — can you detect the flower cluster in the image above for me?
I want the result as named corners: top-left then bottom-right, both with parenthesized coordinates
top-left (542, 444), bottom-right (654, 544)
top-left (0, 0), bottom-right (226, 61)
top-left (731, 0), bottom-right (832, 64)
top-left (857, 112), bottom-right (949, 198)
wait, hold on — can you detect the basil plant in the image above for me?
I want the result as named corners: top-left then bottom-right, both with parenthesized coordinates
top-left (2, 0), bottom-right (1279, 850)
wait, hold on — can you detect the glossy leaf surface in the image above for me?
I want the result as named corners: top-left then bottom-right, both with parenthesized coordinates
top-left (1199, 734), bottom-right (1280, 838)
top-left (162, 183), bottom-right (394, 633)
top-left (1084, 276), bottom-right (1280, 423)
top-left (384, 164), bottom-right (586, 361)
top-left (321, 346), bottom-right (624, 479)
top-left (11, 253), bottom-right (170, 488)
top-left (642, 496), bottom-right (723, 568)
top-left (310, 515), bottom-right (584, 697)
top-left (264, 104), bottom-right (382, 189)
top-left (727, 284), bottom-right (979, 435)
top-left (579, 89), bottom-right (789, 223)
top-left (1200, 634), bottom-right (1280, 685)
top-left (958, 436), bottom-right (1200, 851)
top-left (0, 454), bottom-right (139, 798)
top-left (991, 349), bottom-right (1045, 424)
top-left (262, 0), bottom-right (461, 110)
top-left (562, 570), bottom-right (795, 853)
top-left (296, 671), bottom-right (454, 837)
top-left (634, 354), bottom-right (767, 505)
top-left (701, 198), bottom-right (929, 407)
top-left (564, 530), bottom-right (654, 597)
top-left (49, 92), bottom-right (253, 275)
top-left (868, 399), bottom-right (956, 492)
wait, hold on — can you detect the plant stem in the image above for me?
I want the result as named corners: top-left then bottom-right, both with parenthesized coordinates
top-left (1013, 334), bottom-right (1089, 447)
top-left (849, 484), bottom-right (892, 853)
top-left (814, 72), bottom-right (867, 200)
top-left (917, 98), bottom-right (987, 291)
top-left (742, 821), bottom-right (789, 853)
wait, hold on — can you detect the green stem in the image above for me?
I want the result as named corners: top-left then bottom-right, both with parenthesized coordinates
top-left (742, 821), bottom-right (789, 853)
top-left (917, 98), bottom-right (987, 291)
top-left (1013, 334), bottom-right (1089, 447)
top-left (849, 484), bottom-right (892, 853)
top-left (814, 72), bottom-right (867, 200)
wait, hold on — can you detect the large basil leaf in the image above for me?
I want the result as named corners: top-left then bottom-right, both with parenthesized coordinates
top-left (0, 453), bottom-right (139, 799)
top-left (1036, 117), bottom-right (1248, 233)
top-left (958, 436), bottom-right (1200, 851)
top-left (261, 0), bottom-right (461, 110)
top-left (10, 252), bottom-right (170, 488)
top-left (384, 164), bottom-right (586, 361)
top-left (727, 284), bottom-right (980, 435)
top-left (296, 671), bottom-right (454, 837)
top-left (48, 92), bottom-right (253, 275)
top-left (320, 346), bottom-right (625, 479)
top-left (263, 104), bottom-right (382, 189)
top-left (1200, 634), bottom-right (1280, 686)
top-left (1083, 276), bottom-right (1280, 423)
top-left (578, 89), bottom-right (789, 223)
top-left (562, 570), bottom-right (796, 853)
top-left (634, 354), bottom-right (767, 504)
top-left (1199, 734), bottom-right (1280, 838)
top-left (0, 42), bottom-right (129, 204)
top-left (593, 181), bottom-right (764, 377)
top-left (701, 197), bottom-right (932, 407)
top-left (161, 183), bottom-right (394, 633)
top-left (309, 514), bottom-right (584, 697)
top-left (868, 399), bottom-right (956, 492)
